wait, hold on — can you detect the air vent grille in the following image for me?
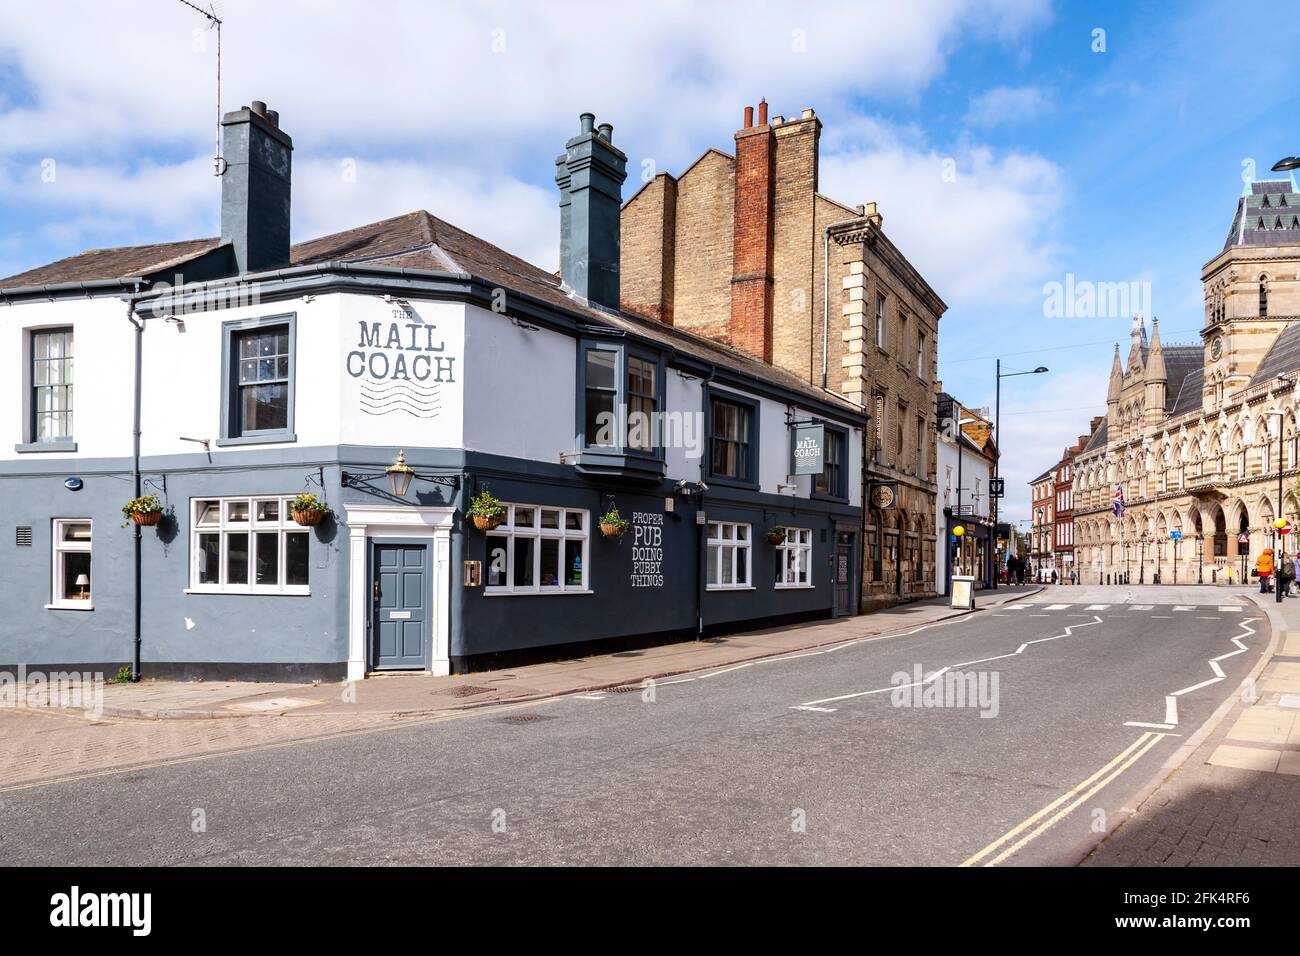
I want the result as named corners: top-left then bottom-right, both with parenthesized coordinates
top-left (16, 526), bottom-right (32, 546)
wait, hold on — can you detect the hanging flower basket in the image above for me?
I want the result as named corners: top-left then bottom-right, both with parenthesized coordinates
top-left (121, 494), bottom-right (164, 527)
top-left (467, 486), bottom-right (506, 532)
top-left (767, 525), bottom-right (788, 546)
top-left (599, 505), bottom-right (629, 540)
top-left (292, 508), bottom-right (326, 527)
top-left (473, 513), bottom-right (504, 531)
top-left (289, 492), bottom-right (331, 527)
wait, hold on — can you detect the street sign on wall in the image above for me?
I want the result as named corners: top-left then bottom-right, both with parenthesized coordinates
top-left (791, 422), bottom-right (825, 475)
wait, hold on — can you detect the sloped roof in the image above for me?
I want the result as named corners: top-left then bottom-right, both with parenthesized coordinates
top-left (1170, 363), bottom-right (1204, 418)
top-left (3, 209), bottom-right (863, 416)
top-left (1223, 177), bottom-right (1300, 251)
top-left (1248, 321), bottom-right (1300, 387)
top-left (0, 237), bottom-right (224, 287)
top-left (1081, 418), bottom-right (1108, 453)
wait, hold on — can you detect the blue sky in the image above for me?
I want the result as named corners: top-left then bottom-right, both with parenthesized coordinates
top-left (1, 0), bottom-right (1294, 524)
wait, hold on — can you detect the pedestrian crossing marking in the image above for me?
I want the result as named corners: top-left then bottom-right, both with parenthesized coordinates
top-left (1173, 605), bottom-right (1195, 611)
top-left (1004, 604), bottom-right (1033, 610)
top-left (1084, 604), bottom-right (1110, 610)
top-left (1130, 605), bottom-right (1154, 610)
top-left (1219, 607), bottom-right (1242, 612)
top-left (1044, 603), bottom-right (1071, 610)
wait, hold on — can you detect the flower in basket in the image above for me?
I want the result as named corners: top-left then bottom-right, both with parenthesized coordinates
top-left (766, 525), bottom-right (788, 545)
top-left (467, 486), bottom-right (506, 531)
top-left (122, 494), bottom-right (164, 527)
top-left (290, 492), bottom-right (331, 526)
top-left (600, 506), bottom-right (630, 539)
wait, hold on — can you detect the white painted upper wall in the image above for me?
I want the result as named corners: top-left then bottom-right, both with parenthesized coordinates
top-left (3, 291), bottom-right (861, 503)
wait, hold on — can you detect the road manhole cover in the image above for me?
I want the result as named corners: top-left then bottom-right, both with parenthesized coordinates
top-left (440, 684), bottom-right (497, 699)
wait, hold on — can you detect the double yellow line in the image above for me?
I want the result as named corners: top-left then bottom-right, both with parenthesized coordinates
top-left (960, 731), bottom-right (1167, 867)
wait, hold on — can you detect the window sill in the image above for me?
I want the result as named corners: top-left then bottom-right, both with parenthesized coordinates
top-left (774, 584), bottom-right (816, 590)
top-left (46, 602), bottom-right (93, 611)
top-left (483, 588), bottom-right (593, 596)
top-left (703, 474), bottom-right (761, 492)
top-left (184, 588), bottom-right (311, 597)
top-left (214, 432), bottom-right (297, 448)
top-left (705, 585), bottom-right (756, 592)
top-left (16, 441), bottom-right (77, 454)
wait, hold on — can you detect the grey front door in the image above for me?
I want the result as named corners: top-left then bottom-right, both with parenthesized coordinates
top-left (833, 533), bottom-right (854, 616)
top-left (372, 542), bottom-right (428, 669)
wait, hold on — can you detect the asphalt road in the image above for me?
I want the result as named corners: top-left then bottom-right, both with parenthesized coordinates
top-left (0, 586), bottom-right (1267, 866)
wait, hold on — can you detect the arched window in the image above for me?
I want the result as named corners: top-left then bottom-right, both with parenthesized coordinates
top-left (1260, 276), bottom-right (1269, 317)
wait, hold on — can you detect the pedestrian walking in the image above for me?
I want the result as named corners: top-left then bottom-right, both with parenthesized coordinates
top-left (1257, 548), bottom-right (1274, 594)
top-left (1282, 558), bottom-right (1296, 598)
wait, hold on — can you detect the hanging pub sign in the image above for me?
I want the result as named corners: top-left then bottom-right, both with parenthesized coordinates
top-left (869, 480), bottom-right (898, 510)
top-left (990, 478), bottom-right (1005, 498)
top-left (791, 422), bottom-right (825, 475)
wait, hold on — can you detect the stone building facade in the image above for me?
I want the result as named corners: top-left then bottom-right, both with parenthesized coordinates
top-left (621, 101), bottom-right (946, 608)
top-left (1070, 176), bottom-right (1300, 585)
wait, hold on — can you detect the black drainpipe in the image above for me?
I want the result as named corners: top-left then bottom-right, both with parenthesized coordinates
top-left (125, 288), bottom-right (144, 681)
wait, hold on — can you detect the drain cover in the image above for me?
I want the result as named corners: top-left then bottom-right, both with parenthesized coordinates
top-left (500, 713), bottom-right (556, 724)
top-left (440, 684), bottom-right (497, 698)
top-left (603, 684), bottom-right (642, 694)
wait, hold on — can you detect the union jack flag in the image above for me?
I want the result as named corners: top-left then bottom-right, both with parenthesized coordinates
top-left (1113, 484), bottom-right (1125, 517)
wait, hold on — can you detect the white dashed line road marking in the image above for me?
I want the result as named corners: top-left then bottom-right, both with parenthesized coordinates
top-left (1219, 607), bottom-right (1242, 612)
top-left (1130, 605), bottom-right (1154, 610)
top-left (1044, 604), bottom-right (1071, 610)
top-left (1172, 605), bottom-right (1196, 611)
top-left (1004, 604), bottom-right (1033, 609)
top-left (1085, 604), bottom-right (1111, 610)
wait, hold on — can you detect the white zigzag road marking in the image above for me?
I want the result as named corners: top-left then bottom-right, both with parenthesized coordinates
top-left (1126, 618), bottom-right (1258, 726)
top-left (792, 616), bottom-right (1103, 709)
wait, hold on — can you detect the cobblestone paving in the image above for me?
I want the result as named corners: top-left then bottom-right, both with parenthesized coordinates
top-left (0, 709), bottom-right (428, 790)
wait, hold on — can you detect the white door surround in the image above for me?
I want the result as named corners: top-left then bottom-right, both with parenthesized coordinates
top-left (344, 504), bottom-right (455, 680)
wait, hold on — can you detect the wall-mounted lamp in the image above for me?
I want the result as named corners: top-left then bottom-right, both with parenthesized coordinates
top-left (341, 450), bottom-right (459, 498)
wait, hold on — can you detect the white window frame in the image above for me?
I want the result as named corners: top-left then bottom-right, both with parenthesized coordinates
top-left (706, 520), bottom-right (752, 591)
top-left (484, 503), bottom-right (590, 595)
top-left (50, 518), bottom-right (93, 610)
top-left (188, 495), bottom-right (311, 595)
top-left (774, 527), bottom-right (813, 589)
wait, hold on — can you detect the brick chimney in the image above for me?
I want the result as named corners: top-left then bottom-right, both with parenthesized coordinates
top-left (555, 113), bottom-right (628, 310)
top-left (220, 100), bottom-right (293, 274)
top-left (730, 100), bottom-right (776, 362)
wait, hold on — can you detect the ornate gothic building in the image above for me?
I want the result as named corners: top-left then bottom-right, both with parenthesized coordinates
top-left (1071, 176), bottom-right (1300, 584)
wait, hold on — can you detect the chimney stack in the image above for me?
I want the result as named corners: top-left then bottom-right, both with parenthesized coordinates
top-left (555, 112), bottom-right (628, 309)
top-left (220, 101), bottom-right (293, 274)
top-left (731, 99), bottom-right (776, 362)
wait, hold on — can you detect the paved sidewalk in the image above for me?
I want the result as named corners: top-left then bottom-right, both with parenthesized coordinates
top-left (16, 586), bottom-right (1041, 721)
top-left (1084, 589), bottom-right (1300, 866)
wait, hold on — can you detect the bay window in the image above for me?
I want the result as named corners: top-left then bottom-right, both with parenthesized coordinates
top-left (579, 341), bottom-right (662, 457)
top-left (190, 496), bottom-right (310, 594)
top-left (485, 503), bottom-right (589, 594)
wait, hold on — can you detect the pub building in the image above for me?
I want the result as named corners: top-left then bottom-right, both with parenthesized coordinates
top-left (0, 104), bottom-right (864, 680)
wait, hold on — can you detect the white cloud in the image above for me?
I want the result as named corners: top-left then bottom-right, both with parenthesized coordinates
top-left (0, 0), bottom-right (1053, 275)
top-left (820, 126), bottom-right (1063, 310)
top-left (964, 85), bottom-right (1053, 128)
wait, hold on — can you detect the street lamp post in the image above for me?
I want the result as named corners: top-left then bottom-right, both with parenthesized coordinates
top-left (993, 360), bottom-right (1049, 589)
top-left (1267, 402), bottom-right (1287, 603)
top-left (1139, 532), bottom-right (1147, 584)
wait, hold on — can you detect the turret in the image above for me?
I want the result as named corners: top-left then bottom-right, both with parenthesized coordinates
top-left (1107, 343), bottom-right (1123, 436)
top-left (1144, 318), bottom-right (1167, 424)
